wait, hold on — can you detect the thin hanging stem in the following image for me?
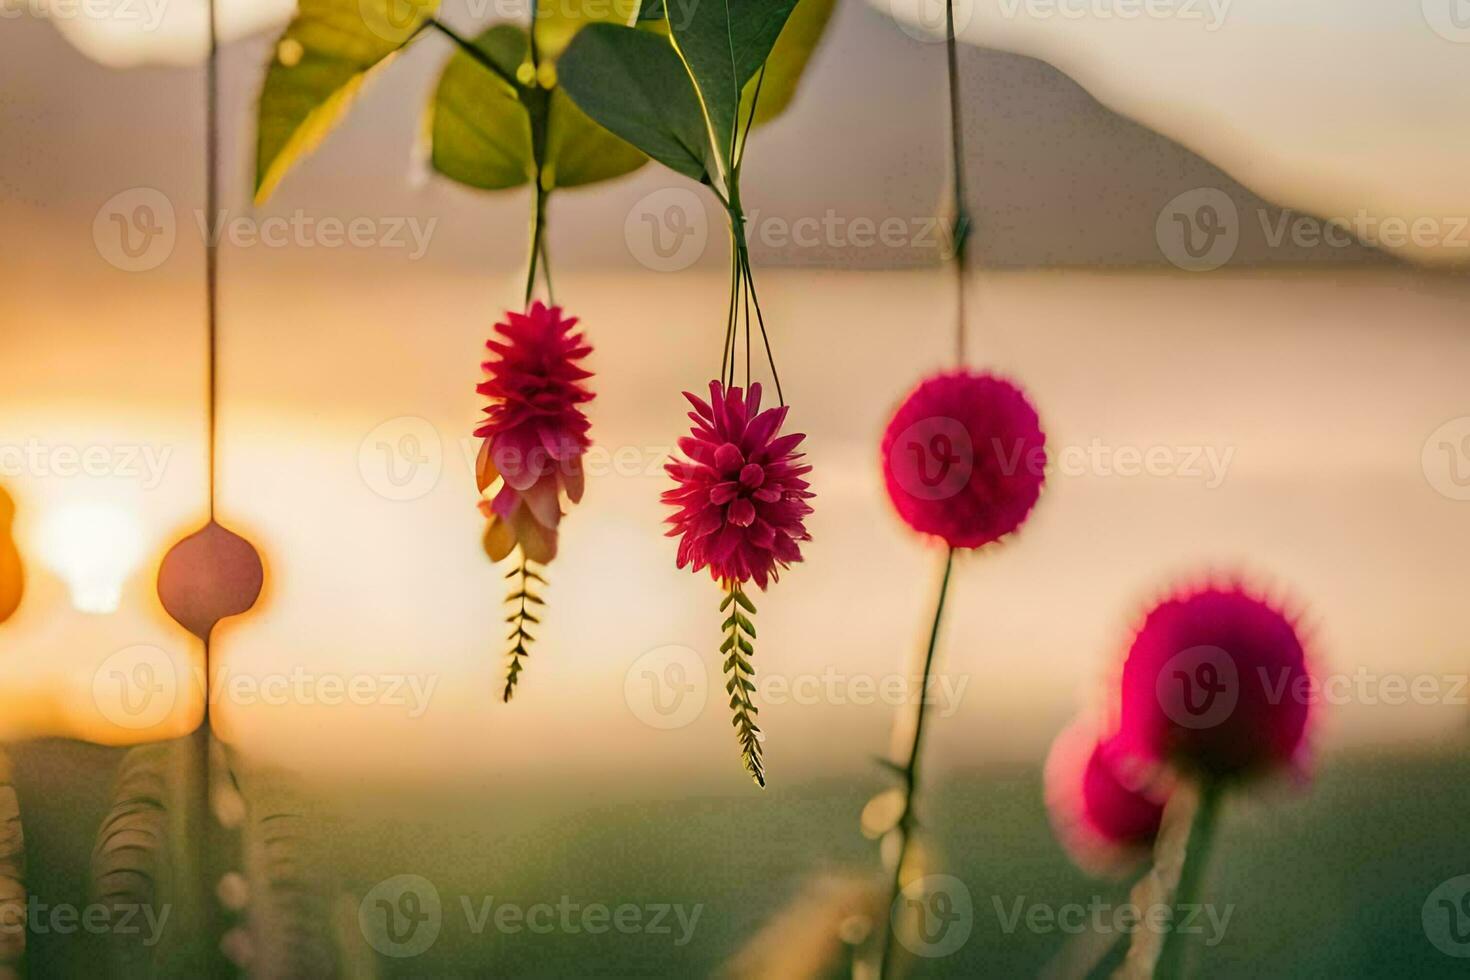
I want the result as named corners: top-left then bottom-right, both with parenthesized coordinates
top-left (736, 242), bottom-right (783, 406)
top-left (942, 0), bottom-right (971, 366)
top-left (1155, 781), bottom-right (1222, 978)
top-left (721, 230), bottom-right (739, 384)
top-left (539, 234), bottom-right (555, 305)
top-left (743, 256), bottom-right (753, 387)
top-left (524, 186), bottom-right (547, 308)
top-left (878, 546), bottom-right (956, 979)
top-left (204, 0), bottom-right (219, 524)
top-left (429, 19), bottom-right (517, 87)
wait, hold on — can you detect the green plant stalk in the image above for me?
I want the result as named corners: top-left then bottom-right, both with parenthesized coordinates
top-left (1156, 781), bottom-right (1222, 978)
top-left (877, 546), bottom-right (956, 978)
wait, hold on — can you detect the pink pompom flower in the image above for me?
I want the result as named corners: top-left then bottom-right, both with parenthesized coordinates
top-left (475, 301), bottom-right (594, 563)
top-left (880, 370), bottom-right (1046, 548)
top-left (1045, 718), bottom-right (1167, 877)
top-left (663, 381), bottom-right (814, 590)
top-left (1110, 581), bottom-right (1313, 785)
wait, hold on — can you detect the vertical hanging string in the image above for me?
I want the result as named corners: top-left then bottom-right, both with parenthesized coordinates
top-left (944, 0), bottom-right (970, 366)
top-left (204, 0), bottom-right (220, 523)
top-left (523, 0), bottom-right (550, 309)
top-left (877, 6), bottom-right (968, 976)
top-left (202, 0), bottom-right (220, 702)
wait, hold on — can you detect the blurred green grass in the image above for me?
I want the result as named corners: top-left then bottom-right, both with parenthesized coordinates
top-left (11, 741), bottom-right (1470, 976)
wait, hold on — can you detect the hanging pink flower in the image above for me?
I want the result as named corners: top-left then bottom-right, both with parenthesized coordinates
top-left (475, 301), bottom-right (594, 562)
top-left (1045, 718), bottom-right (1167, 876)
top-left (880, 370), bottom-right (1046, 548)
top-left (1110, 581), bottom-right (1313, 785)
top-left (663, 381), bottom-right (814, 589)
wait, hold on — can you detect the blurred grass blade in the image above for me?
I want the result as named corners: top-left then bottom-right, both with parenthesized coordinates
top-left (0, 750), bottom-right (24, 978)
top-left (89, 742), bottom-right (174, 975)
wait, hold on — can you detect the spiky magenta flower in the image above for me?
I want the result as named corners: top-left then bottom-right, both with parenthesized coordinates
top-left (1046, 718), bottom-right (1166, 876)
top-left (662, 381), bottom-right (814, 589)
top-left (474, 301), bottom-right (593, 560)
top-left (880, 370), bottom-right (1046, 548)
top-left (1110, 581), bottom-right (1312, 785)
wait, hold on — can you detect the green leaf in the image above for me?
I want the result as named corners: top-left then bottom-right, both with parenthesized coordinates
top-left (255, 0), bottom-right (440, 203)
top-left (741, 0), bottom-right (835, 128)
top-left (546, 90), bottom-right (647, 189)
top-left (535, 0), bottom-right (642, 61)
top-left (664, 0), bottom-right (800, 170)
top-left (558, 23), bottom-right (711, 182)
top-left (427, 24), bottom-right (535, 191)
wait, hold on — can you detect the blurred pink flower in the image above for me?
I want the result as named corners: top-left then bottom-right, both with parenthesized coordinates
top-left (1111, 581), bottom-right (1313, 785)
top-left (880, 371), bottom-right (1046, 548)
top-left (663, 381), bottom-right (814, 589)
top-left (1046, 718), bottom-right (1167, 876)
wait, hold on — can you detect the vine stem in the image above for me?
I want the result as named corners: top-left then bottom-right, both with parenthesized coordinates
top-left (942, 0), bottom-right (971, 365)
top-left (1154, 781), bottom-right (1222, 978)
top-left (877, 546), bottom-right (955, 978)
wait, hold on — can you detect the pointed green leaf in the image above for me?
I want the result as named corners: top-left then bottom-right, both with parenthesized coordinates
top-left (732, 590), bottom-right (756, 613)
top-left (558, 23), bottom-right (711, 181)
top-left (664, 0), bottom-right (799, 169)
top-left (427, 24), bottom-right (535, 191)
top-left (256, 0), bottom-right (440, 203)
top-left (741, 0), bottom-right (835, 129)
